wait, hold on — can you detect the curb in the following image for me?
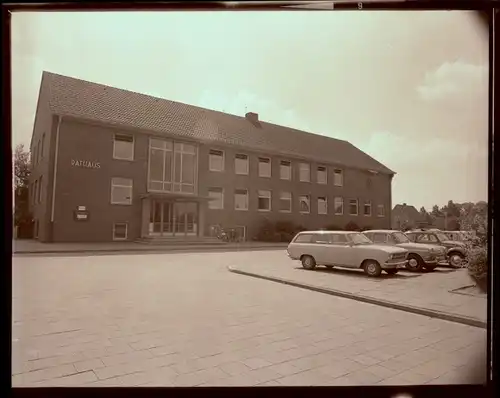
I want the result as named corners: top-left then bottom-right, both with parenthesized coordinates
top-left (228, 266), bottom-right (487, 330)
top-left (13, 245), bottom-right (288, 255)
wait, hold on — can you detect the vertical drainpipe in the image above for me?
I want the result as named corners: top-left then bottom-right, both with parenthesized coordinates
top-left (50, 115), bottom-right (62, 224)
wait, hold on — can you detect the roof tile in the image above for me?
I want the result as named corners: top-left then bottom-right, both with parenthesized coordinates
top-left (42, 71), bottom-right (394, 174)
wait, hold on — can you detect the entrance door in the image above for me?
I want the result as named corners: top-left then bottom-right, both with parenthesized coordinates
top-left (173, 202), bottom-right (198, 236)
top-left (149, 200), bottom-right (198, 237)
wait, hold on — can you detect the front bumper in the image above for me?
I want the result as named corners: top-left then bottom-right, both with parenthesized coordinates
top-left (424, 254), bottom-right (447, 266)
top-left (384, 260), bottom-right (408, 270)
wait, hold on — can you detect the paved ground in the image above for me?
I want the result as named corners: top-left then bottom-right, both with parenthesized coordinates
top-left (12, 250), bottom-right (486, 387)
top-left (230, 253), bottom-right (487, 325)
top-left (13, 239), bottom-right (287, 254)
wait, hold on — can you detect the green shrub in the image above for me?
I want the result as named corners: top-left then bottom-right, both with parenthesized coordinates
top-left (345, 221), bottom-right (361, 231)
top-left (464, 238), bottom-right (488, 293)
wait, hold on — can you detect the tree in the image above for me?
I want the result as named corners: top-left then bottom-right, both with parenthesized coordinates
top-left (14, 144), bottom-right (33, 231)
top-left (419, 206), bottom-right (427, 215)
top-left (431, 205), bottom-right (442, 217)
top-left (445, 200), bottom-right (461, 218)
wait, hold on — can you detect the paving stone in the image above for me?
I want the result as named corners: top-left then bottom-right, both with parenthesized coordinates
top-left (73, 358), bottom-right (106, 372)
top-left (13, 364), bottom-right (78, 385)
top-left (218, 361), bottom-right (252, 377)
top-left (33, 371), bottom-right (98, 387)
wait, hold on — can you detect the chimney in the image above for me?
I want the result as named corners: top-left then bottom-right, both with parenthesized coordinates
top-left (403, 203), bottom-right (407, 206)
top-left (245, 112), bottom-right (259, 123)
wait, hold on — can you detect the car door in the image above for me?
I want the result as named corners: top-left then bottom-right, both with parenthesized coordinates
top-left (323, 233), bottom-right (350, 266)
top-left (332, 233), bottom-right (356, 267)
top-left (310, 233), bottom-right (331, 264)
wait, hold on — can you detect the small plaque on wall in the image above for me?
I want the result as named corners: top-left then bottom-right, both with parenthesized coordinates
top-left (74, 210), bottom-right (90, 221)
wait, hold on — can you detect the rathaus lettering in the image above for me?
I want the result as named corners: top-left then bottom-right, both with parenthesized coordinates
top-left (71, 159), bottom-right (101, 169)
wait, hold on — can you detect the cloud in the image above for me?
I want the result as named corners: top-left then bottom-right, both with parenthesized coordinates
top-left (416, 60), bottom-right (487, 102)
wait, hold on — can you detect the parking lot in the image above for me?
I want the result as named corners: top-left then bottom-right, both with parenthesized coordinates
top-left (12, 250), bottom-right (486, 387)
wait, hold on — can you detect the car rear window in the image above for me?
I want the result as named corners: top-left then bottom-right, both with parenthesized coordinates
top-left (293, 233), bottom-right (314, 243)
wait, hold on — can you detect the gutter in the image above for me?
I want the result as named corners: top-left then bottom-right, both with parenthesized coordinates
top-left (50, 115), bottom-right (62, 222)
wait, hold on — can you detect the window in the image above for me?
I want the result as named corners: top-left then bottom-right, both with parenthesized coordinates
top-left (34, 219), bottom-right (39, 239)
top-left (113, 223), bottom-right (128, 240)
top-left (37, 142), bottom-right (41, 164)
top-left (208, 188), bottom-right (224, 209)
top-left (371, 233), bottom-right (387, 244)
top-left (349, 199), bottom-right (358, 216)
top-left (318, 196), bottom-right (327, 214)
top-left (148, 138), bottom-right (196, 194)
top-left (299, 195), bottom-right (310, 214)
top-left (312, 233), bottom-right (331, 244)
top-left (258, 157), bottom-right (271, 177)
top-left (377, 204), bottom-right (385, 217)
top-left (33, 180), bottom-right (38, 205)
top-left (363, 200), bottom-right (372, 216)
top-left (113, 134), bottom-right (134, 161)
top-left (173, 142), bottom-right (196, 193)
top-left (40, 133), bottom-right (45, 159)
top-left (299, 163), bottom-right (310, 182)
top-left (258, 190), bottom-right (271, 211)
top-left (280, 160), bottom-right (291, 180)
top-left (334, 197), bottom-right (343, 215)
top-left (293, 233), bottom-right (313, 243)
top-left (38, 176), bottom-right (43, 203)
top-left (317, 166), bottom-right (327, 184)
top-left (209, 149), bottom-right (224, 172)
top-left (279, 191), bottom-right (292, 212)
top-left (33, 144), bottom-right (38, 166)
top-left (234, 189), bottom-right (249, 211)
top-left (331, 234), bottom-right (348, 244)
top-left (334, 169), bottom-right (343, 186)
top-left (111, 177), bottom-right (133, 205)
top-left (235, 154), bottom-right (249, 175)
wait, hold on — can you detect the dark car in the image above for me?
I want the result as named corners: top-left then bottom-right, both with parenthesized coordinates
top-left (405, 230), bottom-right (467, 267)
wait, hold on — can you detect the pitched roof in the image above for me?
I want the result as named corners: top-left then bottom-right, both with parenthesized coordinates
top-left (41, 71), bottom-right (394, 174)
top-left (392, 204), bottom-right (423, 221)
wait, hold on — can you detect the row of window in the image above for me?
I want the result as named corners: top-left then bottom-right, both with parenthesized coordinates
top-left (209, 150), bottom-right (344, 185)
top-left (31, 176), bottom-right (43, 206)
top-left (207, 188), bottom-right (385, 217)
top-left (111, 134), bottom-right (347, 188)
top-left (32, 133), bottom-right (46, 167)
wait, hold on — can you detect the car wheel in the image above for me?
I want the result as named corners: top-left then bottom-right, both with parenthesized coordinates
top-left (385, 269), bottom-right (398, 275)
top-left (406, 254), bottom-right (424, 272)
top-left (301, 255), bottom-right (316, 270)
top-left (448, 252), bottom-right (465, 268)
top-left (363, 260), bottom-right (382, 277)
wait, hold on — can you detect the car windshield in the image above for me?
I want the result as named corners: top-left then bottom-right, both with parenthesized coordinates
top-left (392, 232), bottom-right (410, 243)
top-left (348, 233), bottom-right (373, 245)
top-left (436, 232), bottom-right (449, 242)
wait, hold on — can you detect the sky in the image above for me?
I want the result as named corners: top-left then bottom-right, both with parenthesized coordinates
top-left (11, 11), bottom-right (489, 211)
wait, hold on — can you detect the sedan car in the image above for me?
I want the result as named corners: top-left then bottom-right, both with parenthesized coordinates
top-left (362, 229), bottom-right (447, 272)
top-left (286, 230), bottom-right (408, 277)
top-left (405, 230), bottom-right (467, 267)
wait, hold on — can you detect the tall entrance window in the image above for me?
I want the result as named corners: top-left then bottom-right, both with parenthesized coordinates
top-left (148, 138), bottom-right (197, 194)
top-left (149, 201), bottom-right (198, 237)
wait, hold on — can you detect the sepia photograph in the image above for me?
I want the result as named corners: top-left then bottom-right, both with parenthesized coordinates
top-left (11, 5), bottom-right (490, 388)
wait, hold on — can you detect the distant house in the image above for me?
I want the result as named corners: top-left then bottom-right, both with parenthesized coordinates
top-left (392, 203), bottom-right (424, 230)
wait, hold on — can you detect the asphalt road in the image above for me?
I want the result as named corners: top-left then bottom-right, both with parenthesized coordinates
top-left (12, 250), bottom-right (486, 386)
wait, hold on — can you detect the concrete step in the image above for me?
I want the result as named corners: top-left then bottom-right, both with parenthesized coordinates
top-left (135, 236), bottom-right (228, 245)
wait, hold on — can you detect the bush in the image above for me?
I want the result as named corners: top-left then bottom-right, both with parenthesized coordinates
top-left (464, 237), bottom-right (488, 293)
top-left (255, 220), bottom-right (304, 242)
top-left (345, 221), bottom-right (361, 231)
top-left (361, 225), bottom-right (373, 232)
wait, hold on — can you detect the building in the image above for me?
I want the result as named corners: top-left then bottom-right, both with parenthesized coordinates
top-left (392, 203), bottom-right (425, 230)
top-left (29, 72), bottom-right (395, 243)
